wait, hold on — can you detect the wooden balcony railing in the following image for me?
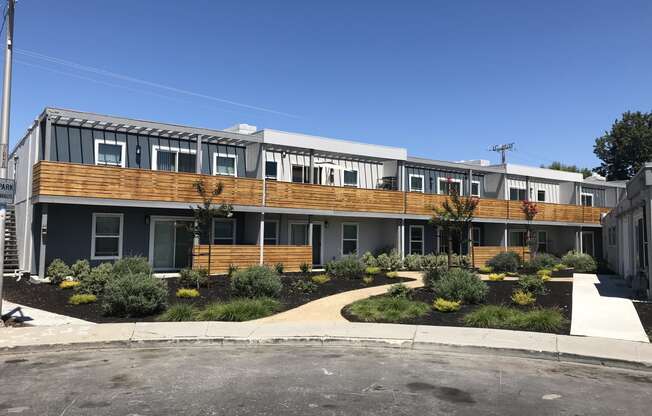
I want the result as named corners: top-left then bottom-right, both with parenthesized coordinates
top-left (192, 245), bottom-right (312, 275)
top-left (472, 246), bottom-right (531, 268)
top-left (32, 161), bottom-right (610, 225)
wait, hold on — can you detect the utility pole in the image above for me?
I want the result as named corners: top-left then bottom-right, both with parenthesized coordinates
top-left (490, 143), bottom-right (514, 164)
top-left (0, 0), bottom-right (15, 319)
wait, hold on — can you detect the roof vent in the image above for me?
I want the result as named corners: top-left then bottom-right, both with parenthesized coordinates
top-left (224, 123), bottom-right (257, 135)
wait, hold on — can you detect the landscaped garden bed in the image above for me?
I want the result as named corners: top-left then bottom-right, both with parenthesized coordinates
top-left (3, 256), bottom-right (412, 324)
top-left (633, 301), bottom-right (652, 341)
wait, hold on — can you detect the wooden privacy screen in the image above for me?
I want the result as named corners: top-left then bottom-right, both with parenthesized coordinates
top-left (192, 245), bottom-right (312, 275)
top-left (472, 246), bottom-right (531, 268)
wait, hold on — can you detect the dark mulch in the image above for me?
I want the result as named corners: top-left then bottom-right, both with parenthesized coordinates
top-left (633, 302), bottom-right (652, 341)
top-left (342, 281), bottom-right (573, 335)
top-left (2, 273), bottom-right (412, 324)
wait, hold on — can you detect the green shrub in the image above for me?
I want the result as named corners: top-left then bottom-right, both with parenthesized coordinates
top-left (158, 303), bottom-right (197, 321)
top-left (486, 251), bottom-right (521, 273)
top-left (386, 271), bottom-right (400, 279)
top-left (433, 298), bottom-right (461, 312)
top-left (289, 279), bottom-right (318, 294)
top-left (517, 275), bottom-right (548, 295)
top-left (196, 298), bottom-right (281, 321)
top-left (537, 269), bottom-right (552, 280)
top-left (561, 251), bottom-right (597, 273)
top-left (70, 259), bottom-right (91, 280)
top-left (528, 253), bottom-right (561, 271)
top-left (511, 290), bottom-right (536, 306)
top-left (464, 305), bottom-right (567, 333)
top-left (76, 262), bottom-right (113, 296)
top-left (230, 266), bottom-right (283, 298)
top-left (421, 254), bottom-right (448, 271)
top-left (311, 274), bottom-right (331, 284)
top-left (361, 251), bottom-right (377, 268)
top-left (176, 288), bottom-right (200, 298)
top-left (431, 268), bottom-right (488, 304)
top-left (387, 283), bottom-right (412, 299)
top-left (325, 255), bottom-right (365, 279)
top-left (47, 259), bottom-right (71, 285)
top-left (365, 266), bottom-right (381, 275)
top-left (552, 263), bottom-right (569, 271)
top-left (488, 273), bottom-right (505, 281)
top-left (455, 254), bottom-right (471, 269)
top-left (274, 262), bottom-right (284, 274)
top-left (346, 296), bottom-right (430, 323)
top-left (228, 264), bottom-right (239, 277)
top-left (403, 254), bottom-right (423, 271)
top-left (424, 266), bottom-right (446, 289)
top-left (178, 268), bottom-right (209, 289)
top-left (362, 275), bottom-right (374, 284)
top-left (375, 250), bottom-right (402, 271)
top-left (59, 280), bottom-right (80, 290)
top-left (101, 273), bottom-right (168, 317)
top-left (299, 262), bottom-right (311, 274)
top-left (112, 256), bottom-right (152, 277)
top-left (477, 265), bottom-right (493, 274)
top-left (69, 293), bottom-right (97, 305)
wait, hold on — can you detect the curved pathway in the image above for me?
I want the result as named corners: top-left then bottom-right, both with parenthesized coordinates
top-left (256, 271), bottom-right (424, 323)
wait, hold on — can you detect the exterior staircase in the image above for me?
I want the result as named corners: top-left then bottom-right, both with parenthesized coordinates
top-left (3, 204), bottom-right (19, 274)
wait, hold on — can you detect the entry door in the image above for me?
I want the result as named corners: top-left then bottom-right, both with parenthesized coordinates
top-left (312, 224), bottom-right (322, 266)
top-left (581, 232), bottom-right (595, 257)
top-left (152, 219), bottom-right (193, 270)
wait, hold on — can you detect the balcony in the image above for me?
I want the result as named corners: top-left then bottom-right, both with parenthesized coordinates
top-left (32, 161), bottom-right (609, 224)
top-left (192, 245), bottom-right (312, 275)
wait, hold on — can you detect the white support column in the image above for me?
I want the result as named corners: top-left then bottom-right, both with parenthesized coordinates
top-left (400, 219), bottom-right (405, 260)
top-left (308, 218), bottom-right (313, 247)
top-left (503, 226), bottom-right (508, 248)
top-left (195, 134), bottom-right (202, 174)
top-left (259, 144), bottom-right (266, 265)
top-left (259, 215), bottom-right (265, 265)
top-left (38, 204), bottom-right (48, 279)
top-left (44, 117), bottom-right (52, 161)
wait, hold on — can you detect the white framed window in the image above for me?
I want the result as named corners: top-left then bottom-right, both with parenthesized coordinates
top-left (536, 231), bottom-right (548, 252)
top-left (341, 223), bottom-right (359, 255)
top-left (409, 225), bottom-right (424, 255)
top-left (537, 189), bottom-right (546, 202)
top-left (508, 230), bottom-right (527, 247)
top-left (265, 161), bottom-right (278, 180)
top-left (509, 187), bottom-right (527, 201)
top-left (472, 227), bottom-right (481, 247)
top-left (91, 213), bottom-right (123, 260)
top-left (289, 223), bottom-right (309, 245)
top-left (152, 145), bottom-right (196, 173)
top-left (471, 181), bottom-right (481, 197)
top-left (438, 178), bottom-right (463, 195)
top-left (581, 193), bottom-right (594, 207)
top-left (291, 165), bottom-right (310, 183)
top-left (212, 218), bottom-right (236, 245)
top-left (94, 139), bottom-right (126, 167)
top-left (343, 170), bottom-right (358, 187)
top-left (213, 153), bottom-right (237, 176)
top-left (263, 220), bottom-right (279, 245)
top-left (409, 174), bottom-right (425, 193)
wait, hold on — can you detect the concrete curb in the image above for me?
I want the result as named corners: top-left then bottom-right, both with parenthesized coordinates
top-left (1, 322), bottom-right (651, 371)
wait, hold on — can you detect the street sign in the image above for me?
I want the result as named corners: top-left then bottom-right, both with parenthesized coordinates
top-left (0, 178), bottom-right (14, 205)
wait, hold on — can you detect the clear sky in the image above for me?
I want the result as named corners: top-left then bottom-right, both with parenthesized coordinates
top-left (3, 0), bottom-right (652, 169)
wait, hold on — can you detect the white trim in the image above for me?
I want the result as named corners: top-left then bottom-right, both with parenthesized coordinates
top-left (343, 169), bottom-right (359, 188)
top-left (471, 180), bottom-right (481, 197)
top-left (581, 192), bottom-right (594, 207)
top-left (148, 215), bottom-right (194, 270)
top-left (409, 174), bottom-right (425, 193)
top-left (341, 222), bottom-right (359, 255)
top-left (94, 139), bottom-right (126, 167)
top-left (211, 218), bottom-right (237, 244)
top-left (151, 144), bottom-right (196, 172)
top-left (437, 177), bottom-right (463, 195)
top-left (263, 219), bottom-right (279, 245)
top-left (91, 213), bottom-right (124, 260)
top-left (213, 152), bottom-right (238, 177)
top-left (408, 225), bottom-right (424, 255)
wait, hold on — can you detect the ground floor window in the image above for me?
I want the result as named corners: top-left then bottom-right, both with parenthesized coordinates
top-left (264, 220), bottom-right (278, 245)
top-left (91, 213), bottom-right (123, 260)
top-left (342, 223), bottom-right (358, 255)
top-left (290, 223), bottom-right (309, 245)
top-left (472, 227), bottom-right (481, 247)
top-left (536, 231), bottom-right (548, 252)
top-left (508, 230), bottom-right (527, 247)
top-left (409, 225), bottom-right (424, 254)
top-left (213, 219), bottom-right (236, 245)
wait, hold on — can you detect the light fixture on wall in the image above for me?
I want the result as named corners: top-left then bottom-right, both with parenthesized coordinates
top-left (281, 151), bottom-right (287, 159)
top-left (324, 221), bottom-right (329, 229)
top-left (145, 215), bottom-right (150, 225)
top-left (136, 144), bottom-right (142, 166)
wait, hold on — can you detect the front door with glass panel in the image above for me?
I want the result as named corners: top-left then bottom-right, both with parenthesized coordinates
top-left (151, 219), bottom-right (194, 270)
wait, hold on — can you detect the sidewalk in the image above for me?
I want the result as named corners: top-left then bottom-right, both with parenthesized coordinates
top-left (2, 300), bottom-right (93, 326)
top-left (571, 273), bottom-right (649, 343)
top-left (1, 321), bottom-right (651, 370)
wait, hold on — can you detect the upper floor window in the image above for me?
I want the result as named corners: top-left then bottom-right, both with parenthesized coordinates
top-left (439, 178), bottom-right (462, 195)
top-left (537, 190), bottom-right (546, 202)
top-left (214, 153), bottom-right (237, 176)
top-left (471, 181), bottom-right (480, 197)
top-left (343, 170), bottom-right (358, 187)
top-left (409, 174), bottom-right (424, 192)
top-left (509, 187), bottom-right (527, 201)
top-left (581, 193), bottom-right (594, 207)
top-left (153, 146), bottom-right (196, 173)
top-left (95, 140), bottom-right (126, 167)
top-left (292, 165), bottom-right (310, 183)
top-left (265, 161), bottom-right (278, 180)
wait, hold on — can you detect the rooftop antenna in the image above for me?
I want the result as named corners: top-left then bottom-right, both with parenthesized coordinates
top-left (489, 143), bottom-right (514, 164)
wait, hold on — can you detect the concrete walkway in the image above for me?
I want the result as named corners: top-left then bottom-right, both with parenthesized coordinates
top-left (2, 300), bottom-right (93, 327)
top-left (571, 273), bottom-right (649, 343)
top-left (256, 271), bottom-right (424, 323)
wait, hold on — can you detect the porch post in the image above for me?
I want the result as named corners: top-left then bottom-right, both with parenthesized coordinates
top-left (195, 134), bottom-right (202, 174)
top-left (259, 214), bottom-right (265, 265)
top-left (400, 218), bottom-right (405, 260)
top-left (38, 204), bottom-right (48, 279)
top-left (503, 225), bottom-right (508, 249)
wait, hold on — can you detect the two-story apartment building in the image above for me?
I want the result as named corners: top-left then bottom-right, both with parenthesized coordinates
top-left (9, 108), bottom-right (623, 277)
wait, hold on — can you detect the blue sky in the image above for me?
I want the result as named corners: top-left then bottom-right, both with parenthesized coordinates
top-left (4, 0), bottom-right (652, 168)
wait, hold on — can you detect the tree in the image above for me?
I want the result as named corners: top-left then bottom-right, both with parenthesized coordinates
top-left (594, 111), bottom-right (652, 180)
top-left (521, 200), bottom-right (539, 258)
top-left (541, 161), bottom-right (592, 178)
top-left (430, 184), bottom-right (479, 268)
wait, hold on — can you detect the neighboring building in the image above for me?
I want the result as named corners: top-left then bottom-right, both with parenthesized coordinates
top-left (9, 108), bottom-right (623, 277)
top-left (602, 165), bottom-right (652, 299)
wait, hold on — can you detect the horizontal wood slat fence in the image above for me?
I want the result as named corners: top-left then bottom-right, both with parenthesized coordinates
top-left (33, 162), bottom-right (609, 224)
top-left (192, 245), bottom-right (312, 275)
top-left (472, 246), bottom-right (531, 268)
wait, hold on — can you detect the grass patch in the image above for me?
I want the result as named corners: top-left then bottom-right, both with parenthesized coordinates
top-left (176, 288), bottom-right (200, 298)
top-left (346, 296), bottom-right (430, 323)
top-left (195, 298), bottom-right (281, 322)
top-left (68, 293), bottom-right (97, 305)
top-left (158, 303), bottom-right (197, 321)
top-left (463, 305), bottom-right (567, 333)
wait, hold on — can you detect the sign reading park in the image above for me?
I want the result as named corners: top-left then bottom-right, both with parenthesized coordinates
top-left (0, 178), bottom-right (15, 205)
